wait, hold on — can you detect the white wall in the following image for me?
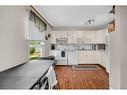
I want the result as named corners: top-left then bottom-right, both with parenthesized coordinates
top-left (110, 29), bottom-right (121, 89)
top-left (119, 6), bottom-right (127, 89)
top-left (110, 6), bottom-right (127, 89)
top-left (0, 6), bottom-right (29, 72)
top-left (43, 26), bottom-right (52, 57)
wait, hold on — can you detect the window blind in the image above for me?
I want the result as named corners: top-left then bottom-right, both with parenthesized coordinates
top-left (27, 10), bottom-right (47, 40)
top-left (29, 11), bottom-right (47, 32)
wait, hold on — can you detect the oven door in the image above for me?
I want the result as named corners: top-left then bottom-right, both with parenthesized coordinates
top-left (55, 50), bottom-right (67, 60)
top-left (55, 50), bottom-right (68, 65)
top-left (60, 51), bottom-right (67, 60)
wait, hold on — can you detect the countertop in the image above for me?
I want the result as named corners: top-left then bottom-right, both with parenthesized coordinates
top-left (0, 60), bottom-right (54, 89)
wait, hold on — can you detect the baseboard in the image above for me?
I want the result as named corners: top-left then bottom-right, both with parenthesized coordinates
top-left (97, 64), bottom-right (109, 75)
top-left (96, 64), bottom-right (106, 71)
top-left (78, 64), bottom-right (106, 70)
top-left (110, 86), bottom-right (113, 89)
top-left (56, 65), bottom-right (72, 67)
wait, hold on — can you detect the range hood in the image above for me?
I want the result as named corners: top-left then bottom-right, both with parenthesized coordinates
top-left (56, 38), bottom-right (68, 44)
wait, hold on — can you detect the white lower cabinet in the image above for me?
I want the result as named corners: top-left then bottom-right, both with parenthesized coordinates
top-left (78, 51), bottom-right (86, 63)
top-left (68, 51), bottom-right (78, 65)
top-left (78, 51), bottom-right (101, 64)
top-left (100, 50), bottom-right (109, 72)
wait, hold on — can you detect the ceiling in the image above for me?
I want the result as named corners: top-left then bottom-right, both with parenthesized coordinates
top-left (35, 6), bottom-right (115, 30)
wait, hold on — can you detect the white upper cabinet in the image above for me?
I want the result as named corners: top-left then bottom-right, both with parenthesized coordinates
top-left (72, 31), bottom-right (78, 44)
top-left (94, 29), bottom-right (107, 43)
top-left (67, 31), bottom-right (73, 44)
top-left (77, 31), bottom-right (95, 44)
top-left (54, 31), bottom-right (68, 43)
top-left (52, 29), bottom-right (107, 44)
top-left (77, 31), bottom-right (84, 38)
top-left (67, 31), bottom-right (78, 44)
top-left (55, 31), bottom-right (63, 38)
top-left (84, 31), bottom-right (95, 44)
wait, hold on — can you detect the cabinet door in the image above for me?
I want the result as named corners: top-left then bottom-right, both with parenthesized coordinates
top-left (67, 31), bottom-right (73, 44)
top-left (83, 31), bottom-right (92, 43)
top-left (55, 31), bottom-right (67, 38)
top-left (98, 31), bottom-right (104, 43)
top-left (68, 51), bottom-right (78, 65)
top-left (87, 51), bottom-right (101, 64)
top-left (94, 31), bottom-right (100, 43)
top-left (82, 51), bottom-right (95, 64)
top-left (78, 51), bottom-right (101, 64)
top-left (73, 31), bottom-right (77, 44)
top-left (86, 51), bottom-right (93, 63)
top-left (100, 51), bottom-right (106, 67)
top-left (87, 31), bottom-right (95, 43)
top-left (57, 31), bottom-right (62, 38)
top-left (78, 51), bottom-right (87, 64)
top-left (102, 29), bottom-right (107, 43)
top-left (94, 30), bottom-right (105, 43)
top-left (77, 31), bottom-right (83, 44)
top-left (62, 31), bottom-right (68, 38)
top-left (77, 31), bottom-right (83, 38)
top-left (77, 31), bottom-right (95, 44)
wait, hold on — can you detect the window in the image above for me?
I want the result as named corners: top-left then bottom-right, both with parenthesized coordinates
top-left (28, 10), bottom-right (46, 60)
top-left (29, 40), bottom-right (44, 60)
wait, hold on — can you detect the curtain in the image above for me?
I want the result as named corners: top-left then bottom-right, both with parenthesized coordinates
top-left (28, 10), bottom-right (46, 40)
top-left (30, 11), bottom-right (47, 32)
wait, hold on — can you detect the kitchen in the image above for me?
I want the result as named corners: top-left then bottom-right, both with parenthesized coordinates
top-left (1, 1), bottom-right (127, 95)
top-left (0, 6), bottom-right (114, 89)
top-left (50, 29), bottom-right (110, 73)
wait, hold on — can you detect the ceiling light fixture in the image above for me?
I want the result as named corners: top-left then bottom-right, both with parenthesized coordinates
top-left (85, 19), bottom-right (95, 25)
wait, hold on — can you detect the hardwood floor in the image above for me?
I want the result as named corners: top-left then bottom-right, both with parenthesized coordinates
top-left (55, 65), bottom-right (109, 89)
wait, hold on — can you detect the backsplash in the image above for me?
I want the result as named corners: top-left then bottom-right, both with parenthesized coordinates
top-left (54, 44), bottom-right (105, 51)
